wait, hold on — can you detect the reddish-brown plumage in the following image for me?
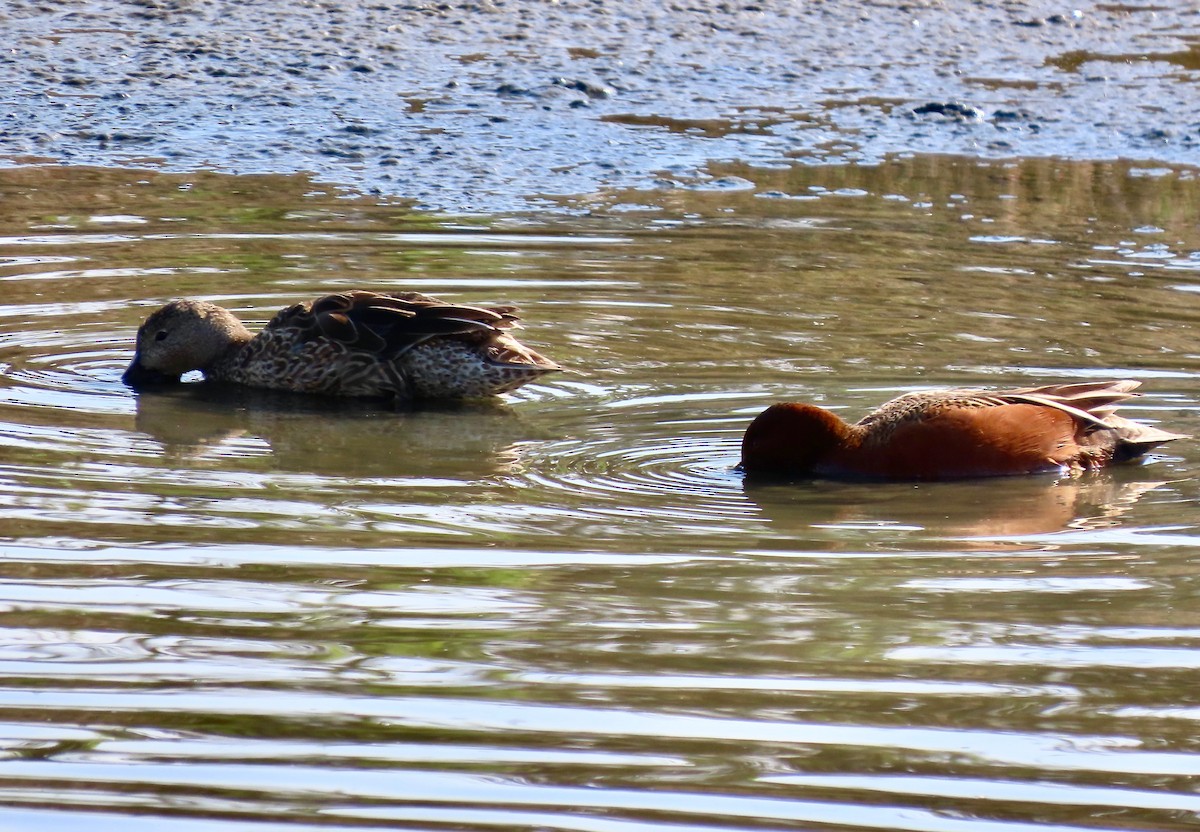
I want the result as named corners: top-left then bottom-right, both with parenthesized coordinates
top-left (740, 381), bottom-right (1187, 481)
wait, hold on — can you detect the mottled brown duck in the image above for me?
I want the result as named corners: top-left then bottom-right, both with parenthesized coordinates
top-left (122, 290), bottom-right (560, 400)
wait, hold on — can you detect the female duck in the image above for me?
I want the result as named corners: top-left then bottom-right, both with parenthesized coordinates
top-left (122, 290), bottom-right (560, 400)
top-left (740, 380), bottom-right (1186, 481)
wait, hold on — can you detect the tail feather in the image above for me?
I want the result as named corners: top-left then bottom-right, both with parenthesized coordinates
top-left (1006, 380), bottom-right (1144, 428)
top-left (1103, 414), bottom-right (1189, 461)
top-left (1011, 379), bottom-right (1142, 403)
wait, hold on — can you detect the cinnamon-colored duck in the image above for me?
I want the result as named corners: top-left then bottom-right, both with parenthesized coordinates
top-left (740, 380), bottom-right (1186, 481)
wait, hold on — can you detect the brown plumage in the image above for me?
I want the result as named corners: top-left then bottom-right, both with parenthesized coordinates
top-left (122, 290), bottom-right (560, 400)
top-left (740, 380), bottom-right (1187, 481)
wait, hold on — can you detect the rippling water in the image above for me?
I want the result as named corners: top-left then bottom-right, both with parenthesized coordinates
top-left (0, 159), bottom-right (1198, 831)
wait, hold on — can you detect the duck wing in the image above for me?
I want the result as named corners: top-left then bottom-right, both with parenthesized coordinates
top-left (859, 379), bottom-right (1186, 449)
top-left (1000, 379), bottom-right (1143, 426)
top-left (271, 290), bottom-right (522, 358)
top-left (859, 380), bottom-right (1139, 431)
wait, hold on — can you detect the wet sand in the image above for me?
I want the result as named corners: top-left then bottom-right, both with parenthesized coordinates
top-left (3, 0), bottom-right (1198, 212)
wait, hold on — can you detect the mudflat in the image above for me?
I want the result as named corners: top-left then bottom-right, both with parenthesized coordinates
top-left (3, 1), bottom-right (1198, 211)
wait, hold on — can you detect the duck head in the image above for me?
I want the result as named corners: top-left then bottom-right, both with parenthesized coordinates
top-left (123, 300), bottom-right (252, 388)
top-left (739, 402), bottom-right (853, 477)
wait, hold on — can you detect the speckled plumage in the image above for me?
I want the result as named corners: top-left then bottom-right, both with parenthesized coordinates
top-left (122, 290), bottom-right (560, 400)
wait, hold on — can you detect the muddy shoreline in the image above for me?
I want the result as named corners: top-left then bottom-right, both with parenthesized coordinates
top-left (3, 0), bottom-right (1198, 213)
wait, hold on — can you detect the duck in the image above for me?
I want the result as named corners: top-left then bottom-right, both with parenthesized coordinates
top-left (739, 380), bottom-right (1187, 481)
top-left (122, 290), bottom-right (560, 400)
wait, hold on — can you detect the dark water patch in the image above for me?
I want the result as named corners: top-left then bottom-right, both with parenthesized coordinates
top-left (1048, 44), bottom-right (1200, 73)
top-left (601, 113), bottom-right (782, 139)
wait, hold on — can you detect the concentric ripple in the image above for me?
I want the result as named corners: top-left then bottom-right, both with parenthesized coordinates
top-left (1, 343), bottom-right (132, 416)
top-left (0, 293), bottom-right (136, 417)
top-left (502, 391), bottom-right (755, 536)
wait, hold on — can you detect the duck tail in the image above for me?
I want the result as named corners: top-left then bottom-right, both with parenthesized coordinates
top-left (1104, 414), bottom-right (1190, 462)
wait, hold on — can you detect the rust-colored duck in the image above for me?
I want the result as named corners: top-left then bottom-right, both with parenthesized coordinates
top-left (740, 380), bottom-right (1186, 480)
top-left (122, 290), bottom-right (559, 400)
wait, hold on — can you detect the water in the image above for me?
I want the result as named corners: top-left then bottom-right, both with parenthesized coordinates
top-left (0, 157), bottom-right (1198, 831)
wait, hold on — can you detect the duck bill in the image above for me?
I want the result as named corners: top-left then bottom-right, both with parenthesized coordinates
top-left (122, 353), bottom-right (180, 388)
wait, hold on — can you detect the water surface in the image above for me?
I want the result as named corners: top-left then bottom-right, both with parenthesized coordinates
top-left (0, 157), bottom-right (1198, 831)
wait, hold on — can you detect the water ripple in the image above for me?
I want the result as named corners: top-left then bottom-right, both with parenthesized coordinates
top-left (0, 162), bottom-right (1197, 832)
top-left (504, 418), bottom-right (749, 534)
top-left (0, 343), bottom-right (131, 415)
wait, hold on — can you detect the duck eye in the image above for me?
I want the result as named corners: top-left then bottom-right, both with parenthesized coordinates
top-left (154, 330), bottom-right (169, 342)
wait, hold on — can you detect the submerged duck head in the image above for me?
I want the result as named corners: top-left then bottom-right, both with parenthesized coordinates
top-left (739, 402), bottom-right (852, 476)
top-left (122, 300), bottom-right (253, 388)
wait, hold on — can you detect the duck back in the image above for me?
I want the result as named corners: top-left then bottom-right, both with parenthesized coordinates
top-left (211, 291), bottom-right (559, 399)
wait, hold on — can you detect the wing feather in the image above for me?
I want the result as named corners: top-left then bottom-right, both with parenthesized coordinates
top-left (269, 290), bottom-right (524, 358)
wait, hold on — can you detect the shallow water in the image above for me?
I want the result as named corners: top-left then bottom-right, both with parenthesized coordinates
top-left (0, 157), bottom-right (1198, 831)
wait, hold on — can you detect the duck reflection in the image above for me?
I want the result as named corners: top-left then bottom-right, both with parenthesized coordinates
top-left (131, 382), bottom-right (543, 477)
top-left (742, 471), bottom-right (1171, 541)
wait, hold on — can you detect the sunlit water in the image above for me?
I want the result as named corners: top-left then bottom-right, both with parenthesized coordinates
top-left (0, 158), bottom-right (1198, 831)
